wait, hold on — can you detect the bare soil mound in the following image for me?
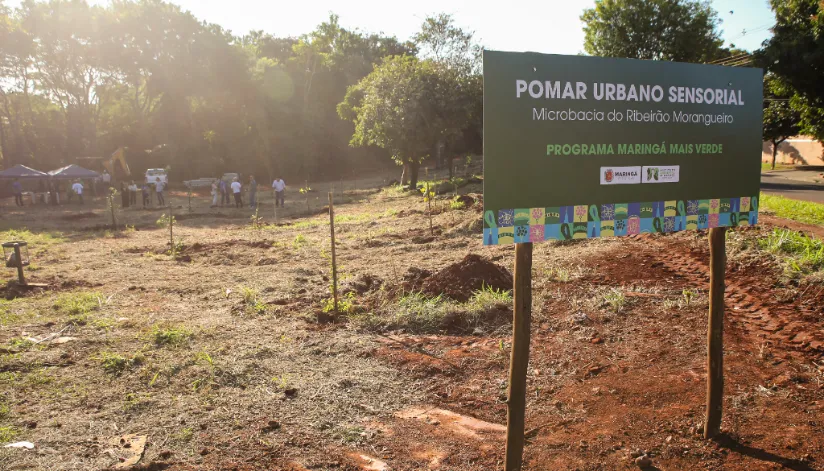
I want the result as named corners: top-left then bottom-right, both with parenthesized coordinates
top-left (421, 254), bottom-right (512, 302)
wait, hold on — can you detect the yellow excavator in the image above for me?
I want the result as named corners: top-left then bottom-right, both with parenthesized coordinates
top-left (103, 147), bottom-right (132, 180)
top-left (77, 147), bottom-right (132, 182)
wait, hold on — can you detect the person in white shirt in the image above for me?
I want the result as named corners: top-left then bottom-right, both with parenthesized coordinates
top-left (127, 181), bottom-right (138, 206)
top-left (272, 177), bottom-right (286, 207)
top-left (155, 177), bottom-right (165, 206)
top-left (71, 180), bottom-right (84, 204)
top-left (231, 178), bottom-right (242, 208)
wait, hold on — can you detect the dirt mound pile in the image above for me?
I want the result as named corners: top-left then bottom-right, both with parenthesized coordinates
top-left (421, 254), bottom-right (512, 302)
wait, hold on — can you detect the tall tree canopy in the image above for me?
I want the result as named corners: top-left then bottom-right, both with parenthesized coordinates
top-left (581, 0), bottom-right (725, 63)
top-left (756, 0), bottom-right (824, 140)
top-left (762, 75), bottom-right (801, 169)
top-left (0, 0), bottom-right (418, 183)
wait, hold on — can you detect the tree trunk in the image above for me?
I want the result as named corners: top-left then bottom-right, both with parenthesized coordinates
top-left (408, 162), bottom-right (420, 190)
top-left (448, 156), bottom-right (454, 179)
top-left (771, 139), bottom-right (778, 170)
top-left (401, 163), bottom-right (409, 185)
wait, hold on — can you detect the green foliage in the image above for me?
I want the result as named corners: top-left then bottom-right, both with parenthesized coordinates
top-left (292, 234), bottom-right (308, 249)
top-left (96, 351), bottom-right (142, 376)
top-left (759, 229), bottom-right (824, 273)
top-left (581, 0), bottom-right (724, 63)
top-left (763, 75), bottom-right (802, 168)
top-left (603, 288), bottom-right (626, 313)
top-left (240, 286), bottom-right (266, 315)
top-left (760, 193), bottom-right (824, 226)
top-left (151, 325), bottom-right (193, 347)
top-left (53, 292), bottom-right (101, 324)
top-left (0, 425), bottom-right (18, 443)
top-left (322, 291), bottom-right (356, 314)
top-left (757, 0), bottom-right (824, 140)
top-left (449, 198), bottom-right (466, 210)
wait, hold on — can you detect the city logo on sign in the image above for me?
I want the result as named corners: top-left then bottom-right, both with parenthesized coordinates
top-left (600, 166), bottom-right (641, 185)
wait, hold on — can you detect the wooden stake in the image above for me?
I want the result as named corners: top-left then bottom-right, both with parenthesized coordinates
top-left (109, 193), bottom-right (117, 230)
top-left (505, 242), bottom-right (533, 471)
top-left (169, 202), bottom-right (174, 253)
top-left (13, 244), bottom-right (25, 285)
top-left (328, 192), bottom-right (338, 314)
top-left (704, 227), bottom-right (727, 439)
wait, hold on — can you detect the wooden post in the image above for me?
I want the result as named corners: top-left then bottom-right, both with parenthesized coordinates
top-left (13, 244), bottom-right (25, 285)
top-left (505, 242), bottom-right (533, 471)
top-left (704, 227), bottom-right (727, 439)
top-left (188, 187), bottom-right (192, 213)
top-left (109, 193), bottom-right (117, 230)
top-left (169, 202), bottom-right (174, 252)
top-left (328, 192), bottom-right (338, 314)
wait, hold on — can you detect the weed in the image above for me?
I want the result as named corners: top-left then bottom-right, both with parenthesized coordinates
top-left (249, 207), bottom-right (264, 229)
top-left (122, 392), bottom-right (152, 411)
top-left (450, 198), bottom-right (466, 210)
top-left (759, 229), bottom-right (824, 274)
top-left (293, 234), bottom-right (308, 249)
top-left (239, 286), bottom-right (266, 315)
top-left (54, 292), bottom-right (101, 324)
top-left (151, 324), bottom-right (193, 347)
top-left (97, 352), bottom-right (128, 375)
top-left (682, 289), bottom-right (697, 306)
top-left (175, 427), bottom-right (194, 443)
top-left (0, 425), bottom-right (18, 442)
top-left (6, 337), bottom-right (33, 351)
top-left (0, 398), bottom-right (9, 419)
top-left (603, 288), bottom-right (626, 313)
top-left (271, 374), bottom-right (290, 389)
top-left (322, 291), bottom-right (357, 314)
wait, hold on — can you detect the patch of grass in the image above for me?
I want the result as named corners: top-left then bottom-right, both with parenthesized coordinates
top-left (151, 324), bottom-right (193, 347)
top-left (449, 198), bottom-right (466, 210)
top-left (760, 193), bottom-right (824, 226)
top-left (53, 291), bottom-right (101, 325)
top-left (0, 300), bottom-right (24, 326)
top-left (122, 392), bottom-right (152, 411)
top-left (322, 291), bottom-right (357, 314)
top-left (0, 228), bottom-right (64, 249)
top-left (6, 337), bottom-right (33, 351)
top-left (174, 427), bottom-right (194, 443)
top-left (292, 234), bottom-right (308, 249)
top-left (761, 162), bottom-right (794, 171)
top-left (758, 228), bottom-right (824, 274)
top-left (240, 286), bottom-right (266, 316)
top-left (96, 351), bottom-right (143, 376)
top-left (0, 425), bottom-right (18, 443)
top-left (0, 397), bottom-right (9, 419)
top-left (603, 288), bottom-right (626, 313)
top-left (354, 287), bottom-right (512, 333)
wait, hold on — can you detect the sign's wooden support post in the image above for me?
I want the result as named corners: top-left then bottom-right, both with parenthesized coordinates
top-left (704, 227), bottom-right (727, 439)
top-left (328, 192), bottom-right (339, 314)
top-left (505, 242), bottom-right (533, 471)
top-left (109, 193), bottom-right (117, 230)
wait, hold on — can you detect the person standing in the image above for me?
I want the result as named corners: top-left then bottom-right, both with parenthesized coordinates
top-left (272, 177), bottom-right (285, 207)
top-left (231, 177), bottom-right (242, 208)
top-left (72, 180), bottom-right (84, 204)
top-left (101, 169), bottom-right (112, 190)
top-left (155, 177), bottom-right (165, 206)
top-left (219, 178), bottom-right (228, 207)
top-left (12, 179), bottom-right (23, 207)
top-left (128, 181), bottom-right (138, 206)
top-left (211, 179), bottom-right (219, 207)
top-left (248, 175), bottom-right (258, 209)
top-left (141, 183), bottom-right (150, 208)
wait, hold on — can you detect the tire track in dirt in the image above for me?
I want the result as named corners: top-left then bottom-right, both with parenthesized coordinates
top-left (633, 233), bottom-right (824, 359)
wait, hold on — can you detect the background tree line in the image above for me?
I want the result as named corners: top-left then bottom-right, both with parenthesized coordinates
top-left (0, 0), bottom-right (482, 184)
top-left (582, 0), bottom-right (824, 170)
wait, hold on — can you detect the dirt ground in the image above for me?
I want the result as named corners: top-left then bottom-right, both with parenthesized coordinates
top-left (0, 173), bottom-right (822, 471)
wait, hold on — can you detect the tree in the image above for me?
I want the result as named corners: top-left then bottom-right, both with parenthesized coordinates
top-left (581, 0), bottom-right (724, 63)
top-left (756, 0), bottom-right (824, 140)
top-left (338, 56), bottom-right (455, 189)
top-left (763, 76), bottom-right (801, 169)
top-left (413, 13), bottom-right (481, 75)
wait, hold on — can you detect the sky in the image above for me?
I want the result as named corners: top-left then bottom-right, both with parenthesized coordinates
top-left (6, 0), bottom-right (776, 54)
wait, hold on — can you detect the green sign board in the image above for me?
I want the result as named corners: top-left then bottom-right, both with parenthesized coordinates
top-left (483, 51), bottom-right (763, 245)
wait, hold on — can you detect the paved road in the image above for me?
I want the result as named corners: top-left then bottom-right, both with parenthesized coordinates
top-left (761, 173), bottom-right (824, 203)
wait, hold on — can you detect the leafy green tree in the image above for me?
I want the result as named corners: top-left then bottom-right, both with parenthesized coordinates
top-left (763, 76), bottom-right (802, 169)
top-left (756, 0), bottom-right (824, 140)
top-left (338, 56), bottom-right (456, 189)
top-left (581, 0), bottom-right (724, 63)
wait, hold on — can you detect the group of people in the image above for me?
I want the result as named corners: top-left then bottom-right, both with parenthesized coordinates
top-left (210, 176), bottom-right (286, 209)
top-left (118, 177), bottom-right (165, 208)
